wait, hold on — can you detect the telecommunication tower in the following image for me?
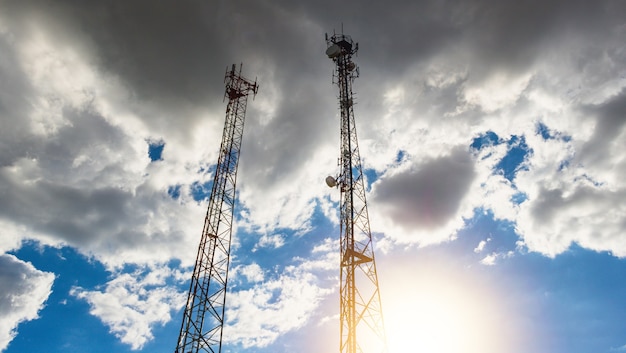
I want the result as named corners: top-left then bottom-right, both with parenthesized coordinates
top-left (175, 64), bottom-right (258, 353)
top-left (324, 32), bottom-right (388, 353)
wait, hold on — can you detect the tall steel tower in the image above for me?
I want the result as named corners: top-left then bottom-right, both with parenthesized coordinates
top-left (325, 32), bottom-right (388, 353)
top-left (176, 64), bottom-right (258, 353)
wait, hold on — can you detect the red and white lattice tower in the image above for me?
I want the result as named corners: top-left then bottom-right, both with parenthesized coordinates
top-left (175, 64), bottom-right (258, 353)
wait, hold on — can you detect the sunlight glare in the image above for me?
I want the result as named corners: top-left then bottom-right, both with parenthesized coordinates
top-left (383, 262), bottom-right (508, 353)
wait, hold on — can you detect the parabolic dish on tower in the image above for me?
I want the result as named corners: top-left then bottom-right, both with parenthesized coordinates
top-left (326, 44), bottom-right (341, 58)
top-left (325, 175), bottom-right (338, 188)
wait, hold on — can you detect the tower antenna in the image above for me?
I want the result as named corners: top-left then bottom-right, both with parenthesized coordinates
top-left (175, 64), bottom-right (258, 353)
top-left (325, 31), bottom-right (388, 353)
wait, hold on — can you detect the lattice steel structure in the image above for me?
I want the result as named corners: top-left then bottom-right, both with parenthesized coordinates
top-left (325, 32), bottom-right (388, 353)
top-left (175, 64), bottom-right (258, 353)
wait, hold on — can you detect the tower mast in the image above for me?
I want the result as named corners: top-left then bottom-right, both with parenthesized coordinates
top-left (176, 64), bottom-right (258, 353)
top-left (325, 32), bottom-right (388, 353)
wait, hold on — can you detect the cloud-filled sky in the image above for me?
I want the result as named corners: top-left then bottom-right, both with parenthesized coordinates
top-left (1, 1), bottom-right (625, 352)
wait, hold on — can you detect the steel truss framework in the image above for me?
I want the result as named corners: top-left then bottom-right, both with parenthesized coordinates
top-left (175, 64), bottom-right (258, 353)
top-left (325, 32), bottom-right (388, 353)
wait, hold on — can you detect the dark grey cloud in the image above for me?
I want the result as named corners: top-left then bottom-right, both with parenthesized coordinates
top-left (4, 0), bottom-right (623, 102)
top-left (1, 0), bottom-right (225, 102)
top-left (449, 0), bottom-right (615, 72)
top-left (0, 164), bottom-right (191, 265)
top-left (37, 107), bottom-right (132, 183)
top-left (1, 0), bottom-right (342, 157)
top-left (240, 78), bottom-right (336, 189)
top-left (2, 0), bottom-right (621, 177)
top-left (0, 175), bottom-right (128, 246)
top-left (0, 34), bottom-right (37, 167)
top-left (272, 0), bottom-right (626, 77)
top-left (371, 146), bottom-right (476, 230)
top-left (0, 104), bottom-right (191, 266)
top-left (579, 88), bottom-right (626, 167)
top-left (0, 0), bottom-right (623, 251)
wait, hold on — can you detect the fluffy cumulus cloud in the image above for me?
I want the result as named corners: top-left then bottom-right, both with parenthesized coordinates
top-left (1, 0), bottom-right (626, 350)
top-left (512, 87), bottom-right (626, 257)
top-left (0, 254), bottom-right (54, 351)
top-left (234, 262), bottom-right (265, 283)
top-left (219, 239), bottom-right (337, 349)
top-left (224, 264), bottom-right (333, 348)
top-left (357, 0), bottom-right (626, 257)
top-left (0, 3), bottom-right (209, 269)
top-left (70, 266), bottom-right (187, 350)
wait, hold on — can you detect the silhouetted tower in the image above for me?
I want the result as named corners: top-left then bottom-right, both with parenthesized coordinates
top-left (176, 64), bottom-right (258, 353)
top-left (324, 32), bottom-right (388, 353)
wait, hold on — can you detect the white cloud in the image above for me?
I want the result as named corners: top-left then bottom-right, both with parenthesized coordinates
top-left (474, 239), bottom-right (489, 253)
top-left (481, 253), bottom-right (497, 266)
top-left (221, 240), bottom-right (337, 350)
top-left (237, 142), bottom-right (337, 235)
top-left (253, 233), bottom-right (286, 251)
top-left (480, 251), bottom-right (514, 266)
top-left (0, 254), bottom-right (54, 351)
top-left (516, 180), bottom-right (626, 257)
top-left (299, 237), bottom-right (339, 273)
top-left (512, 89), bottom-right (626, 257)
top-left (70, 266), bottom-right (186, 350)
top-left (224, 265), bottom-right (333, 348)
top-left (470, 141), bottom-right (521, 222)
top-left (0, 222), bottom-right (26, 254)
top-left (235, 263), bottom-right (265, 283)
top-left (464, 71), bottom-right (533, 113)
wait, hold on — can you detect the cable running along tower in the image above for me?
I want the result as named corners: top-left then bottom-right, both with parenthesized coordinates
top-left (175, 64), bottom-right (258, 353)
top-left (325, 32), bottom-right (388, 353)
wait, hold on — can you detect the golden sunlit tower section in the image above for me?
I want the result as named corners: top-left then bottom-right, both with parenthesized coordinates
top-left (175, 64), bottom-right (258, 353)
top-left (325, 32), bottom-right (388, 353)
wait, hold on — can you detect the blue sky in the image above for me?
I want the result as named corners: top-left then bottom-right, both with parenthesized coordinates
top-left (1, 1), bottom-right (626, 353)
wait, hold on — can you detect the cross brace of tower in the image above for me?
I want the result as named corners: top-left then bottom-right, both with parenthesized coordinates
top-left (175, 64), bottom-right (258, 353)
top-left (325, 31), bottom-right (388, 353)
